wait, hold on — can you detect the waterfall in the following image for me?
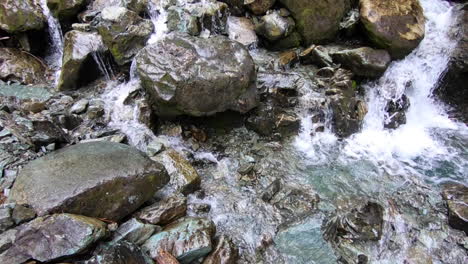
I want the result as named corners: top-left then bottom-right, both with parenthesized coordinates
top-left (296, 0), bottom-right (467, 183)
top-left (39, 0), bottom-right (64, 82)
top-left (147, 0), bottom-right (169, 44)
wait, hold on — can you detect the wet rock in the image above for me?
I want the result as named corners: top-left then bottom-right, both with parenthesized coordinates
top-left (58, 30), bottom-right (107, 91)
top-left (246, 103), bottom-right (276, 136)
top-left (275, 111), bottom-right (301, 135)
top-left (360, 0), bottom-right (425, 59)
top-left (261, 179), bottom-right (282, 202)
top-left (0, 214), bottom-right (107, 263)
top-left (0, 229), bottom-right (16, 253)
top-left (138, 193), bottom-right (187, 225)
top-left (70, 98), bottom-right (89, 114)
top-left (122, 0), bottom-right (149, 14)
top-left (112, 218), bottom-right (159, 246)
top-left (435, 5), bottom-right (468, 123)
top-left (47, 0), bottom-right (86, 20)
top-left (226, 16), bottom-right (258, 47)
top-left (30, 120), bottom-right (68, 147)
top-left (142, 217), bottom-right (216, 264)
top-left (87, 99), bottom-right (105, 119)
top-left (340, 8), bottom-right (360, 36)
top-left (202, 236), bottom-right (238, 264)
top-left (136, 33), bottom-right (258, 117)
top-left (11, 204), bottom-right (36, 225)
top-left (332, 47), bottom-right (391, 78)
top-left (95, 7), bottom-right (153, 65)
top-left (324, 201), bottom-right (384, 242)
top-left (266, 30), bottom-right (303, 51)
top-left (0, 48), bottom-right (46, 84)
top-left (299, 45), bottom-right (334, 67)
top-left (255, 11), bottom-right (296, 42)
top-left (278, 0), bottom-right (348, 44)
top-left (247, 0), bottom-right (276, 15)
top-left (0, 206), bottom-right (13, 232)
top-left (9, 142), bottom-right (169, 221)
top-left (153, 149), bottom-right (201, 195)
top-left (442, 183), bottom-right (468, 234)
top-left (271, 186), bottom-right (320, 223)
top-left (85, 241), bottom-right (153, 264)
top-left (0, 0), bottom-right (45, 33)
top-left (0, 84), bottom-right (52, 112)
top-left (278, 50), bottom-right (299, 68)
top-left (384, 94), bottom-right (410, 129)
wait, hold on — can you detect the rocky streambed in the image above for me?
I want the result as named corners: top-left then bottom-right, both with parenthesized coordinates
top-left (0, 0), bottom-right (467, 264)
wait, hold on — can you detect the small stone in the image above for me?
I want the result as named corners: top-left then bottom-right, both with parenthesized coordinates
top-left (84, 240), bottom-right (154, 264)
top-left (11, 204), bottom-right (36, 225)
top-left (261, 179), bottom-right (281, 202)
top-left (147, 139), bottom-right (166, 157)
top-left (442, 183), bottom-right (468, 234)
top-left (202, 236), bottom-right (238, 264)
top-left (279, 50), bottom-right (299, 68)
top-left (70, 99), bottom-right (89, 114)
top-left (112, 218), bottom-right (159, 246)
top-left (237, 163), bottom-right (254, 175)
top-left (300, 45), bottom-right (334, 67)
top-left (23, 101), bottom-right (46, 113)
top-left (0, 207), bottom-right (13, 232)
top-left (226, 16), bottom-right (258, 47)
top-left (138, 194), bottom-right (187, 225)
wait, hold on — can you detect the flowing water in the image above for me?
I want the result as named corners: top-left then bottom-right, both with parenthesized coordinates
top-left (99, 0), bottom-right (467, 262)
top-left (39, 0), bottom-right (64, 82)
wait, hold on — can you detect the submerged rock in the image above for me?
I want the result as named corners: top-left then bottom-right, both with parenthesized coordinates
top-left (9, 142), bottom-right (169, 221)
top-left (360, 0), bottom-right (425, 58)
top-left (136, 33), bottom-right (258, 117)
top-left (332, 47), bottom-right (392, 78)
top-left (0, 0), bottom-right (45, 33)
top-left (0, 214), bottom-right (107, 263)
top-left (143, 217), bottom-right (216, 264)
top-left (202, 236), bottom-right (238, 264)
top-left (0, 48), bottom-right (46, 84)
top-left (95, 7), bottom-right (153, 65)
top-left (384, 94), bottom-right (410, 129)
top-left (278, 0), bottom-right (348, 45)
top-left (57, 30), bottom-right (107, 91)
top-left (442, 183), bottom-right (468, 234)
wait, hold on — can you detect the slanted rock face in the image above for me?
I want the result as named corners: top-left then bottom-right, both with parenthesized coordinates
top-left (57, 30), bottom-right (107, 91)
top-left (143, 217), bottom-right (216, 264)
top-left (442, 183), bottom-right (468, 234)
top-left (0, 214), bottom-right (107, 263)
top-left (9, 142), bottom-right (169, 221)
top-left (360, 0), bottom-right (425, 59)
top-left (278, 0), bottom-right (348, 45)
top-left (136, 33), bottom-right (258, 117)
top-left (332, 47), bottom-right (392, 78)
top-left (47, 0), bottom-right (86, 20)
top-left (0, 48), bottom-right (47, 84)
top-left (0, 0), bottom-right (45, 33)
top-left (95, 7), bottom-right (153, 65)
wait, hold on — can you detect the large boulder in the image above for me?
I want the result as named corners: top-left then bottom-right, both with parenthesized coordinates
top-left (247, 0), bottom-right (276, 15)
top-left (0, 214), bottom-right (107, 263)
top-left (9, 142), bottom-right (169, 221)
top-left (95, 7), bottom-right (153, 65)
top-left (332, 47), bottom-right (392, 78)
top-left (436, 5), bottom-right (468, 123)
top-left (57, 30), bottom-right (107, 91)
top-left (226, 16), bottom-right (258, 47)
top-left (360, 0), bottom-right (425, 59)
top-left (135, 33), bottom-right (258, 117)
top-left (142, 217), bottom-right (216, 264)
top-left (278, 0), bottom-right (348, 45)
top-left (0, 48), bottom-right (47, 84)
top-left (0, 0), bottom-right (46, 33)
top-left (47, 0), bottom-right (86, 20)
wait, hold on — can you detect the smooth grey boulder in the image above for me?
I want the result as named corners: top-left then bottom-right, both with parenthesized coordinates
top-left (95, 7), bottom-right (153, 65)
top-left (9, 142), bottom-right (169, 221)
top-left (142, 217), bottom-right (216, 264)
top-left (332, 47), bottom-right (392, 78)
top-left (255, 11), bottom-right (295, 42)
top-left (57, 30), bottom-right (107, 91)
top-left (136, 33), bottom-right (258, 117)
top-left (0, 214), bottom-right (107, 263)
top-left (111, 218), bottom-right (159, 245)
top-left (227, 16), bottom-right (258, 47)
top-left (0, 0), bottom-right (45, 33)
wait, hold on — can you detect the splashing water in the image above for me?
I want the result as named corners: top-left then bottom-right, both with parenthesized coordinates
top-left (147, 0), bottom-right (168, 44)
top-left (39, 0), bottom-right (64, 82)
top-left (296, 0), bottom-right (468, 184)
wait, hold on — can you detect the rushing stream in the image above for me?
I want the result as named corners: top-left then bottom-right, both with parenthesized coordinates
top-left (36, 0), bottom-right (467, 263)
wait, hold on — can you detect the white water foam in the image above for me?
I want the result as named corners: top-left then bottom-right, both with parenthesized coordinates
top-left (147, 0), bottom-right (169, 44)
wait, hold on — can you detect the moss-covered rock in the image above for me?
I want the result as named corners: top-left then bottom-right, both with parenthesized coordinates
top-left (95, 7), bottom-right (153, 65)
top-left (57, 30), bottom-right (107, 91)
top-left (0, 0), bottom-right (46, 33)
top-left (0, 48), bottom-right (46, 84)
top-left (278, 0), bottom-right (347, 45)
top-left (8, 142), bottom-right (169, 221)
top-left (360, 0), bottom-right (425, 59)
top-left (47, 0), bottom-right (86, 20)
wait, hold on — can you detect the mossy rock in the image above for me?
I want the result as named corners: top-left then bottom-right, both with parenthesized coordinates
top-left (0, 0), bottom-right (45, 33)
top-left (47, 0), bottom-right (86, 20)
